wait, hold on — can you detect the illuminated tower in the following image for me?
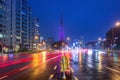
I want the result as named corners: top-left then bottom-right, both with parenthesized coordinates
top-left (59, 13), bottom-right (64, 41)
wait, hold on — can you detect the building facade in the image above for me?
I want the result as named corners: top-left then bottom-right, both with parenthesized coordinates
top-left (33, 18), bottom-right (40, 50)
top-left (106, 26), bottom-right (120, 49)
top-left (0, 0), bottom-right (39, 52)
top-left (0, 0), bottom-right (10, 52)
top-left (7, 0), bottom-right (34, 51)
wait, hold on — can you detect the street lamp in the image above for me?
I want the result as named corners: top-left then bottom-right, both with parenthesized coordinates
top-left (42, 41), bottom-right (46, 50)
top-left (35, 35), bottom-right (38, 40)
top-left (111, 22), bottom-right (120, 49)
top-left (98, 37), bottom-right (102, 41)
top-left (34, 36), bottom-right (39, 51)
top-left (66, 37), bottom-right (70, 41)
top-left (42, 41), bottom-right (46, 45)
top-left (115, 22), bottom-right (120, 26)
top-left (39, 43), bottom-right (41, 46)
top-left (66, 37), bottom-right (70, 47)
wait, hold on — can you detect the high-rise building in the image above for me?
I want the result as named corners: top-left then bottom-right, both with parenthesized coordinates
top-left (33, 18), bottom-right (40, 50)
top-left (28, 8), bottom-right (33, 50)
top-left (0, 0), bottom-right (39, 52)
top-left (7, 0), bottom-right (33, 51)
top-left (106, 26), bottom-right (120, 49)
top-left (79, 36), bottom-right (85, 47)
top-left (34, 18), bottom-right (40, 42)
top-left (0, 0), bottom-right (10, 52)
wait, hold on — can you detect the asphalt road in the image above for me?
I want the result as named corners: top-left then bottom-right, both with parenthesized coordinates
top-left (0, 50), bottom-right (120, 80)
top-left (71, 49), bottom-right (120, 80)
top-left (0, 51), bottom-right (62, 80)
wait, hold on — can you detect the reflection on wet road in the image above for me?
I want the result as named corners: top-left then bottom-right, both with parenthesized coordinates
top-left (0, 51), bottom-right (61, 80)
top-left (0, 50), bottom-right (120, 80)
top-left (71, 49), bottom-right (120, 80)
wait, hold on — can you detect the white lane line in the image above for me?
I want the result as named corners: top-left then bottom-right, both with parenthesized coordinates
top-left (71, 67), bottom-right (74, 73)
top-left (87, 63), bottom-right (94, 68)
top-left (48, 74), bottom-right (54, 80)
top-left (106, 67), bottom-right (120, 74)
top-left (74, 76), bottom-right (79, 80)
top-left (19, 66), bottom-right (29, 71)
top-left (0, 75), bottom-right (8, 80)
top-left (53, 65), bottom-right (57, 70)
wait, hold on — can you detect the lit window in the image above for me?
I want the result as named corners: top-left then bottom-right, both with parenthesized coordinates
top-left (0, 34), bottom-right (3, 38)
top-left (36, 24), bottom-right (39, 27)
top-left (16, 36), bottom-right (21, 39)
top-left (21, 11), bottom-right (26, 15)
top-left (0, 5), bottom-right (2, 9)
top-left (10, 35), bottom-right (12, 37)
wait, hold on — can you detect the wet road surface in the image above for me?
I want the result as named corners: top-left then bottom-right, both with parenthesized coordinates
top-left (0, 50), bottom-right (120, 80)
top-left (71, 49), bottom-right (120, 80)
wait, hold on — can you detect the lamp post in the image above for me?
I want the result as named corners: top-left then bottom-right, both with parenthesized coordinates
top-left (115, 22), bottom-right (120, 26)
top-left (42, 41), bottom-right (46, 50)
top-left (67, 37), bottom-right (70, 41)
top-left (66, 37), bottom-right (70, 45)
top-left (34, 36), bottom-right (39, 51)
top-left (112, 22), bottom-right (120, 49)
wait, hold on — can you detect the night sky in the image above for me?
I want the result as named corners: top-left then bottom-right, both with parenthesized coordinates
top-left (29, 0), bottom-right (120, 42)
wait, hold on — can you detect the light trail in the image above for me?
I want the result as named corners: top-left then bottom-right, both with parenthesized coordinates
top-left (0, 75), bottom-right (8, 80)
top-left (0, 53), bottom-right (61, 80)
top-left (106, 67), bottom-right (120, 74)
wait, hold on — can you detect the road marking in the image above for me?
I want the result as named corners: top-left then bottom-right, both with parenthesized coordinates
top-left (87, 63), bottom-right (94, 68)
top-left (48, 74), bottom-right (54, 79)
top-left (53, 65), bottom-right (57, 70)
top-left (106, 67), bottom-right (120, 74)
top-left (71, 67), bottom-right (74, 73)
top-left (0, 55), bottom-right (60, 80)
top-left (0, 75), bottom-right (8, 80)
top-left (74, 76), bottom-right (79, 80)
top-left (19, 65), bottom-right (30, 71)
